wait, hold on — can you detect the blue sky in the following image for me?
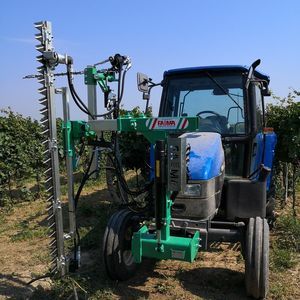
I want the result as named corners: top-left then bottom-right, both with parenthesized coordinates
top-left (0, 0), bottom-right (299, 120)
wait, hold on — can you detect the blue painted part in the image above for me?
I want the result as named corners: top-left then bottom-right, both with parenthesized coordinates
top-left (250, 132), bottom-right (277, 191)
top-left (164, 65), bottom-right (270, 82)
top-left (150, 144), bottom-right (155, 180)
top-left (181, 132), bottom-right (224, 180)
top-left (264, 132), bottom-right (277, 189)
top-left (251, 133), bottom-right (264, 178)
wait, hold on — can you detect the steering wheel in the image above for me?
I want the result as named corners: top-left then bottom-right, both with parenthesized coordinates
top-left (196, 110), bottom-right (221, 118)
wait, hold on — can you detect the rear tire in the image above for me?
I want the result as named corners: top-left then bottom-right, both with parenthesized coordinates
top-left (103, 208), bottom-right (140, 280)
top-left (245, 217), bottom-right (269, 299)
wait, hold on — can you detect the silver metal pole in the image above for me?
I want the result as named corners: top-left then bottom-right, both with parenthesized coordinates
top-left (87, 67), bottom-right (99, 178)
top-left (59, 87), bottom-right (76, 238)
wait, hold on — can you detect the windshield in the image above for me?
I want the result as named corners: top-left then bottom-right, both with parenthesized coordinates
top-left (162, 74), bottom-right (246, 134)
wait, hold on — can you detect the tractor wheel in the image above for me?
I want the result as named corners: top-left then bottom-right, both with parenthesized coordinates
top-left (103, 208), bottom-right (140, 280)
top-left (245, 217), bottom-right (269, 299)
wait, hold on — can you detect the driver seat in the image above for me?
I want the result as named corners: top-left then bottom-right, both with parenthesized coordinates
top-left (199, 116), bottom-right (229, 134)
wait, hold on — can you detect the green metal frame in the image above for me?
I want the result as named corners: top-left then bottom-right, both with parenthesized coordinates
top-left (118, 114), bottom-right (200, 263)
top-left (62, 120), bottom-right (96, 168)
top-left (117, 114), bottom-right (199, 143)
top-left (63, 114), bottom-right (201, 263)
top-left (84, 66), bottom-right (116, 93)
top-left (132, 192), bottom-right (200, 263)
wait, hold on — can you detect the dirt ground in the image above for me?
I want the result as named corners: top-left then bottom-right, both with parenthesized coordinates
top-left (0, 184), bottom-right (299, 300)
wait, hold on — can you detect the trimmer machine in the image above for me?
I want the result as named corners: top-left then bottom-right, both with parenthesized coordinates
top-left (29, 21), bottom-right (276, 299)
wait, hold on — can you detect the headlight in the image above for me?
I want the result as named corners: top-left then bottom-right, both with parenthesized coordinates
top-left (183, 184), bottom-right (202, 196)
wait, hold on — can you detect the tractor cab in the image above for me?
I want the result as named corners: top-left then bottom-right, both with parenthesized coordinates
top-left (158, 65), bottom-right (273, 179)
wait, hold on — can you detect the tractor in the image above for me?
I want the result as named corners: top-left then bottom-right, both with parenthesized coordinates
top-left (29, 21), bottom-right (276, 299)
top-left (102, 63), bottom-right (277, 299)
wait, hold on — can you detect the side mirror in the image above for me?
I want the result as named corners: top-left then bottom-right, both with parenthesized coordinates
top-left (262, 84), bottom-right (271, 97)
top-left (137, 72), bottom-right (149, 93)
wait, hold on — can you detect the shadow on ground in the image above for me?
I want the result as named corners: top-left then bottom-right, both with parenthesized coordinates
top-left (176, 267), bottom-right (248, 300)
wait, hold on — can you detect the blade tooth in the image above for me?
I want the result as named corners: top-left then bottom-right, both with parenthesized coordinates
top-left (50, 245), bottom-right (58, 253)
top-left (43, 157), bottom-right (51, 165)
top-left (50, 258), bottom-right (57, 266)
top-left (37, 66), bottom-right (45, 73)
top-left (35, 45), bottom-right (45, 53)
top-left (35, 34), bottom-right (44, 43)
top-left (41, 128), bottom-right (50, 135)
top-left (46, 195), bottom-right (54, 203)
top-left (38, 87), bottom-right (47, 94)
top-left (49, 239), bottom-right (57, 247)
top-left (47, 214), bottom-right (54, 221)
top-left (46, 204), bottom-right (53, 212)
top-left (36, 55), bottom-right (44, 63)
top-left (50, 248), bottom-right (58, 256)
top-left (34, 21), bottom-right (44, 29)
top-left (45, 184), bottom-right (53, 192)
top-left (39, 106), bottom-right (48, 113)
top-left (38, 78), bottom-right (46, 85)
top-left (40, 116), bottom-right (48, 123)
top-left (50, 266), bottom-right (58, 274)
top-left (39, 98), bottom-right (48, 106)
top-left (42, 139), bottom-right (49, 145)
top-left (40, 106), bottom-right (48, 113)
top-left (39, 91), bottom-right (47, 97)
top-left (40, 113), bottom-right (48, 120)
top-left (41, 112), bottom-right (49, 120)
top-left (44, 167), bottom-right (52, 174)
top-left (39, 107), bottom-right (48, 115)
top-left (48, 230), bottom-right (56, 238)
top-left (46, 186), bottom-right (53, 193)
top-left (48, 221), bottom-right (55, 229)
top-left (45, 176), bottom-right (53, 183)
top-left (40, 121), bottom-right (49, 128)
top-left (43, 150), bottom-right (50, 156)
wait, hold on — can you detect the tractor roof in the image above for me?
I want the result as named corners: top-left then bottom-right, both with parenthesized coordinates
top-left (164, 65), bottom-right (270, 82)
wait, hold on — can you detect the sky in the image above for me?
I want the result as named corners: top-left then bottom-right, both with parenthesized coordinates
top-left (0, 0), bottom-right (299, 120)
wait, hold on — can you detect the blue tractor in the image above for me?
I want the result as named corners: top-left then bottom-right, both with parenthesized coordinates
top-left (103, 60), bottom-right (277, 299)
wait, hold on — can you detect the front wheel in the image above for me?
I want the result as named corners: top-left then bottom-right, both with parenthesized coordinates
top-left (102, 209), bottom-right (140, 280)
top-left (245, 217), bottom-right (269, 299)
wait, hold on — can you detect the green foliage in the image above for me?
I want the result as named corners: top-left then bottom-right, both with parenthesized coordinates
top-left (266, 91), bottom-right (299, 210)
top-left (0, 108), bottom-right (44, 204)
top-left (266, 90), bottom-right (300, 164)
top-left (119, 106), bottom-right (152, 175)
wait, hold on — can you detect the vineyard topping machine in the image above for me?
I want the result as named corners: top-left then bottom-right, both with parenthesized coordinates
top-left (29, 21), bottom-right (277, 299)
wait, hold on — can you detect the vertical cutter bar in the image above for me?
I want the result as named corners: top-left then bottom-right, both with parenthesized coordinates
top-left (35, 21), bottom-right (66, 276)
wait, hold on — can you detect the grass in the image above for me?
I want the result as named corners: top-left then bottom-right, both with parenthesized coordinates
top-left (270, 213), bottom-right (300, 272)
top-left (10, 219), bottom-right (49, 242)
top-left (0, 178), bottom-right (299, 300)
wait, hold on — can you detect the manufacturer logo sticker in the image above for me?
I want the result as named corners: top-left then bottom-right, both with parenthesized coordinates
top-left (146, 118), bottom-right (189, 130)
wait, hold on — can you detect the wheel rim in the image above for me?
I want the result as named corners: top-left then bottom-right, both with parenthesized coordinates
top-left (123, 250), bottom-right (134, 266)
top-left (122, 222), bottom-right (135, 266)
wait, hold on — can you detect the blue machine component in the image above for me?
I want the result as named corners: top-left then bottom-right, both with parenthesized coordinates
top-left (182, 132), bottom-right (224, 180)
top-left (250, 132), bottom-right (277, 190)
top-left (164, 65), bottom-right (270, 83)
top-left (264, 132), bottom-right (277, 188)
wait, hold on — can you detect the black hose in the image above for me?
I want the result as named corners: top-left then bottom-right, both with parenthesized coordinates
top-left (107, 153), bottom-right (153, 197)
top-left (67, 67), bottom-right (94, 119)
